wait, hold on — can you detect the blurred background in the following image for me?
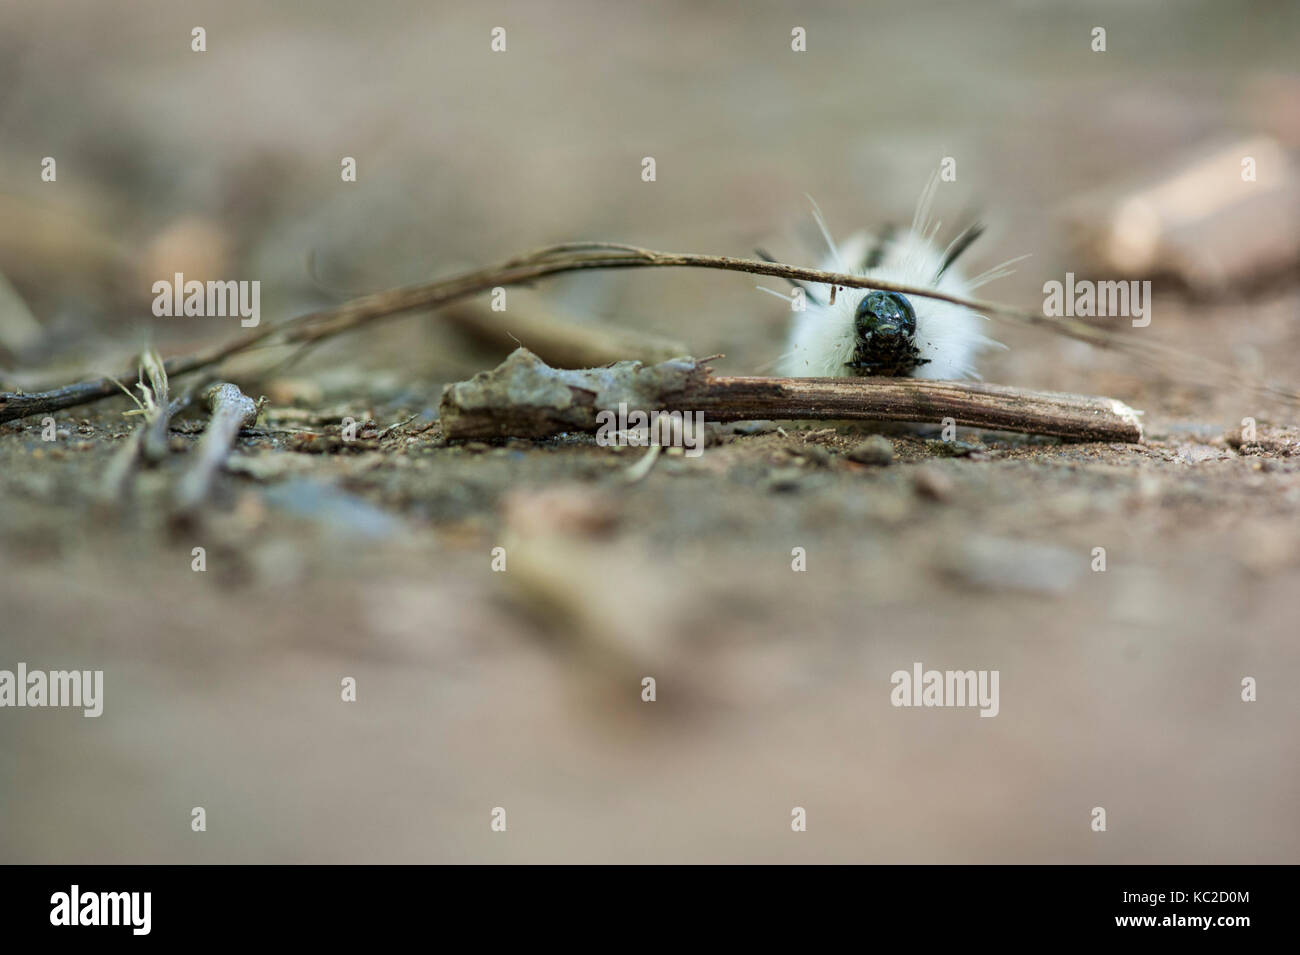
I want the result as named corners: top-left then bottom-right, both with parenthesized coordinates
top-left (1, 0), bottom-right (1298, 862)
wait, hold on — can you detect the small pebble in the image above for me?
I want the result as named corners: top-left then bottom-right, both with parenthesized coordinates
top-left (848, 435), bottom-right (894, 466)
top-left (503, 485), bottom-right (618, 537)
top-left (912, 466), bottom-right (953, 501)
top-left (796, 445), bottom-right (833, 467)
top-left (765, 467), bottom-right (806, 493)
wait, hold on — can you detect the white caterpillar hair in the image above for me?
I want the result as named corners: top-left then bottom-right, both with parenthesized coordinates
top-left (766, 175), bottom-right (1021, 380)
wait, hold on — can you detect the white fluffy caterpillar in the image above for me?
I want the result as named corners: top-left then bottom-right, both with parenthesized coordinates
top-left (765, 177), bottom-right (1020, 380)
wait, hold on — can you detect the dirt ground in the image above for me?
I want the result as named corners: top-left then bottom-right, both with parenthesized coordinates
top-left (1, 1), bottom-right (1298, 863)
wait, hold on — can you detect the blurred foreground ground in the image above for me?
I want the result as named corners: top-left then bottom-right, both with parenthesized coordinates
top-left (1, 1), bottom-right (1297, 862)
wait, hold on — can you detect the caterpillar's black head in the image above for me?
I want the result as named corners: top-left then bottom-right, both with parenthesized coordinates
top-left (845, 291), bottom-right (930, 377)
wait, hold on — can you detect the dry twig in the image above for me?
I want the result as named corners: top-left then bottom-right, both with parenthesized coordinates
top-left (442, 296), bottom-right (689, 368)
top-left (1, 242), bottom-right (1290, 425)
top-left (170, 382), bottom-right (260, 524)
top-left (439, 348), bottom-right (1144, 443)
